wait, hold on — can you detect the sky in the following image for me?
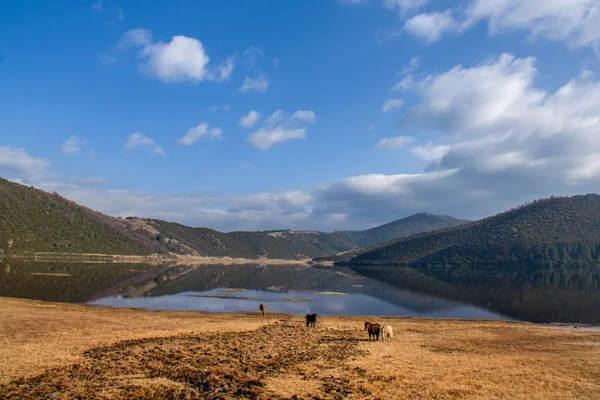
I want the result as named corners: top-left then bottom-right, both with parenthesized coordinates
top-left (1, 0), bottom-right (600, 232)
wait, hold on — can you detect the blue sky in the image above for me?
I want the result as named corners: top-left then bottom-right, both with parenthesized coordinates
top-left (2, 0), bottom-right (600, 231)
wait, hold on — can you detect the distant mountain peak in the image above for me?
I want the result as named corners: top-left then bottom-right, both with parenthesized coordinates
top-left (333, 213), bottom-right (470, 248)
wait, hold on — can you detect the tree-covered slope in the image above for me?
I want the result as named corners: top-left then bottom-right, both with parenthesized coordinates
top-left (333, 213), bottom-right (470, 247)
top-left (343, 195), bottom-right (600, 270)
top-left (145, 219), bottom-right (357, 259)
top-left (0, 177), bottom-right (475, 260)
top-left (0, 178), bottom-right (357, 259)
top-left (0, 178), bottom-right (162, 255)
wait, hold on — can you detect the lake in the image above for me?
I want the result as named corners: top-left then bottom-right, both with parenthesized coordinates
top-left (1, 260), bottom-right (599, 323)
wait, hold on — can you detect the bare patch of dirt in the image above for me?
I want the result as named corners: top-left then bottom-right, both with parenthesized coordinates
top-left (0, 323), bottom-right (369, 399)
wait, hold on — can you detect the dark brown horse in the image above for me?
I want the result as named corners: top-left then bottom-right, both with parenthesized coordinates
top-left (364, 321), bottom-right (381, 340)
top-left (306, 313), bottom-right (317, 328)
top-left (259, 303), bottom-right (266, 317)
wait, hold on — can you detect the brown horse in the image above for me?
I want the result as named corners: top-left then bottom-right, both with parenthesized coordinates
top-left (364, 321), bottom-right (381, 340)
top-left (259, 303), bottom-right (266, 317)
top-left (306, 313), bottom-right (317, 328)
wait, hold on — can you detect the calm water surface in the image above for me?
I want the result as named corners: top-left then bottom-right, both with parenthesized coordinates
top-left (89, 287), bottom-right (506, 319)
top-left (1, 261), bottom-right (598, 323)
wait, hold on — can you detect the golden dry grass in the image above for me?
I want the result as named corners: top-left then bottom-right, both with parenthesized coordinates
top-left (0, 297), bottom-right (273, 385)
top-left (1, 297), bottom-right (599, 399)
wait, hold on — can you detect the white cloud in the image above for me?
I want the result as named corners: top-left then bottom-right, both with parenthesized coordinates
top-left (382, 98), bottom-right (404, 113)
top-left (210, 105), bottom-right (230, 112)
top-left (243, 46), bottom-right (263, 70)
top-left (411, 142), bottom-right (450, 161)
top-left (307, 53), bottom-right (600, 228)
top-left (0, 147), bottom-right (51, 183)
top-left (125, 132), bottom-right (165, 155)
top-left (248, 127), bottom-right (306, 150)
top-left (36, 179), bottom-right (321, 232)
top-left (404, 0), bottom-right (600, 51)
top-left (239, 74), bottom-right (269, 92)
top-left (291, 110), bottom-right (317, 124)
top-left (119, 29), bottom-right (234, 83)
top-left (228, 191), bottom-right (313, 213)
top-left (403, 53), bottom-right (542, 134)
top-left (404, 10), bottom-right (460, 43)
top-left (116, 7), bottom-right (124, 22)
top-left (265, 109), bottom-right (285, 126)
top-left (61, 135), bottom-right (84, 154)
top-left (393, 53), bottom-right (600, 206)
top-left (384, 0), bottom-right (428, 13)
top-left (341, 0), bottom-right (427, 10)
top-left (247, 109), bottom-right (317, 150)
top-left (392, 75), bottom-right (414, 91)
top-left (465, 0), bottom-right (600, 50)
top-left (215, 57), bottom-right (235, 81)
top-left (392, 56), bottom-right (420, 91)
top-left (177, 123), bottom-right (223, 145)
top-left (120, 28), bottom-right (152, 48)
top-left (240, 111), bottom-right (261, 128)
top-left (139, 35), bottom-right (210, 82)
top-left (401, 56), bottom-right (420, 75)
top-left (377, 136), bottom-right (415, 149)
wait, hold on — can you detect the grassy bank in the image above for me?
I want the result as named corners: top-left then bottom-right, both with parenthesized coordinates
top-left (0, 297), bottom-right (599, 399)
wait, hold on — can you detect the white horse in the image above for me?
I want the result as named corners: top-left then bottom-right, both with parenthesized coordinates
top-left (381, 325), bottom-right (393, 342)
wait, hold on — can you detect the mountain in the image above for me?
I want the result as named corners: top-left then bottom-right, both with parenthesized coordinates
top-left (0, 178), bottom-right (357, 259)
top-left (143, 219), bottom-right (356, 259)
top-left (341, 194), bottom-right (600, 271)
top-left (0, 178), bottom-right (356, 258)
top-left (312, 213), bottom-right (470, 263)
top-left (0, 177), bottom-right (471, 260)
top-left (332, 213), bottom-right (470, 247)
top-left (0, 178), bottom-right (163, 256)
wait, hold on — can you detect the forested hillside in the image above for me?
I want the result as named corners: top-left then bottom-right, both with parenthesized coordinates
top-left (0, 177), bottom-right (480, 260)
top-left (144, 219), bottom-right (356, 259)
top-left (333, 213), bottom-right (469, 247)
top-left (0, 179), bottom-right (355, 259)
top-left (0, 178), bottom-right (161, 255)
top-left (342, 194), bottom-right (600, 271)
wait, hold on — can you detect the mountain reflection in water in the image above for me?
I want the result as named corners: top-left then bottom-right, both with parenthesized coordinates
top-left (1, 261), bottom-right (598, 323)
top-left (90, 287), bottom-right (504, 319)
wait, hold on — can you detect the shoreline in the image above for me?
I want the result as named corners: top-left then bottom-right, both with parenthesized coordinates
top-left (43, 299), bottom-right (600, 329)
top-left (3, 252), bottom-right (310, 266)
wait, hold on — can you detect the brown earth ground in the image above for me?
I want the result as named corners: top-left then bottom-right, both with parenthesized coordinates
top-left (0, 297), bottom-right (599, 399)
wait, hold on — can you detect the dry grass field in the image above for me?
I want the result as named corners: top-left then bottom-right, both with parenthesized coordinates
top-left (1, 297), bottom-right (599, 399)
